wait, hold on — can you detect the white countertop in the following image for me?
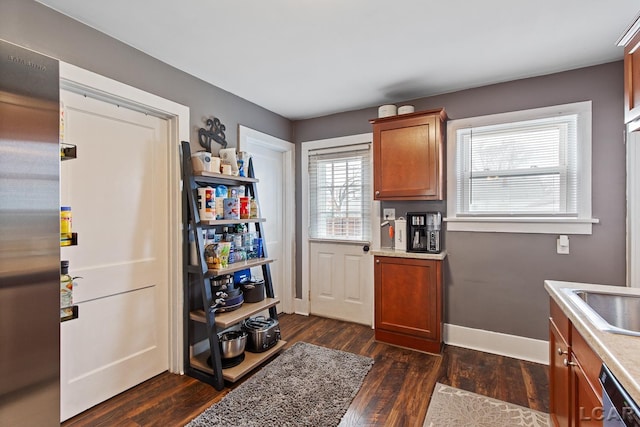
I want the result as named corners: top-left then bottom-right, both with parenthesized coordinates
top-left (545, 280), bottom-right (640, 403)
top-left (370, 248), bottom-right (447, 260)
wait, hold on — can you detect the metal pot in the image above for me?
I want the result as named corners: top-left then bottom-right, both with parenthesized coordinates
top-left (218, 330), bottom-right (247, 359)
top-left (211, 274), bottom-right (235, 290)
top-left (214, 291), bottom-right (244, 312)
top-left (213, 287), bottom-right (242, 299)
top-left (240, 278), bottom-right (265, 303)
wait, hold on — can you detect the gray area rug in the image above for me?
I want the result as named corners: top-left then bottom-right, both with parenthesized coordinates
top-left (423, 383), bottom-right (550, 427)
top-left (186, 342), bottom-right (374, 427)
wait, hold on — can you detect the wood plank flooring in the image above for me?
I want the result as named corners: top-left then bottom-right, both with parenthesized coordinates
top-left (62, 314), bottom-right (549, 427)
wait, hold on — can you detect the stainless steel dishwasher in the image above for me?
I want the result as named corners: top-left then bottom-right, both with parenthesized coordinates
top-left (600, 364), bottom-right (640, 427)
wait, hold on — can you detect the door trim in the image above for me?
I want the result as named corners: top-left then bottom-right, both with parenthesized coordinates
top-left (629, 130), bottom-right (639, 287)
top-left (238, 125), bottom-right (295, 313)
top-left (59, 62), bottom-right (190, 373)
top-left (300, 133), bottom-right (376, 316)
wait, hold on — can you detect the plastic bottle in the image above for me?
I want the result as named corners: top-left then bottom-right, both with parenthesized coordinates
top-left (60, 260), bottom-right (73, 315)
top-left (60, 206), bottom-right (72, 246)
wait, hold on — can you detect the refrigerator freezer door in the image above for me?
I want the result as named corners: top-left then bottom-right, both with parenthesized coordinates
top-left (0, 39), bottom-right (60, 426)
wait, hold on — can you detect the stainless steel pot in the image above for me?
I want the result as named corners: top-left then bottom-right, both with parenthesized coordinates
top-left (240, 278), bottom-right (265, 303)
top-left (219, 330), bottom-right (247, 359)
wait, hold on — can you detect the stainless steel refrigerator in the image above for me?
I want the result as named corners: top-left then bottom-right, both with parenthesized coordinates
top-left (0, 39), bottom-right (60, 426)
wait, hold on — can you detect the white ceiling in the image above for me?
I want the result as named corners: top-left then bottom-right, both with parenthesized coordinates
top-left (37, 0), bottom-right (640, 120)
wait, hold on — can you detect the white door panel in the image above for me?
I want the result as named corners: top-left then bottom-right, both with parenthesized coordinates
top-left (239, 127), bottom-right (295, 313)
top-left (60, 90), bottom-right (169, 420)
top-left (60, 286), bottom-right (166, 420)
top-left (309, 241), bottom-right (372, 326)
top-left (303, 134), bottom-right (374, 326)
top-left (248, 144), bottom-right (284, 302)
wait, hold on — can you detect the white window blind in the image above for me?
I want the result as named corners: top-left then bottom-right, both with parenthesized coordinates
top-left (308, 144), bottom-right (371, 241)
top-left (456, 113), bottom-right (579, 216)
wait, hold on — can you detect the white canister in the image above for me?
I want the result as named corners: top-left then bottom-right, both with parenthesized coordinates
top-left (210, 156), bottom-right (221, 173)
top-left (378, 104), bottom-right (397, 118)
top-left (394, 218), bottom-right (406, 252)
top-left (398, 105), bottom-right (415, 115)
top-left (191, 151), bottom-right (212, 173)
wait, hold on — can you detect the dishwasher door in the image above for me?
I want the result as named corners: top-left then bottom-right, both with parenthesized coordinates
top-left (600, 364), bottom-right (640, 427)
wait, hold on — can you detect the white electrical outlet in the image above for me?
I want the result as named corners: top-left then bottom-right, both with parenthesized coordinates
top-left (557, 235), bottom-right (570, 254)
top-left (383, 208), bottom-right (396, 220)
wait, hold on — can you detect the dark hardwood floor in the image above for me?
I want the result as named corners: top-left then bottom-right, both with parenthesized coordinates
top-left (62, 314), bottom-right (549, 427)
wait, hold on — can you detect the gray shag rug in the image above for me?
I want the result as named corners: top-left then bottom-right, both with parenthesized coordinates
top-left (186, 342), bottom-right (374, 427)
top-left (423, 383), bottom-right (550, 427)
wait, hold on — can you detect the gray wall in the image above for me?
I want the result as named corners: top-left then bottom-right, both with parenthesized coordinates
top-left (0, 0), bottom-right (292, 148)
top-left (293, 62), bottom-right (627, 340)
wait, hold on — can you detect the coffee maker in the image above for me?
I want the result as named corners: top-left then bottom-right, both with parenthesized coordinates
top-left (406, 212), bottom-right (442, 253)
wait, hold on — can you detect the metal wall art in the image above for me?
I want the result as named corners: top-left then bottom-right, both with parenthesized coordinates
top-left (198, 117), bottom-right (227, 152)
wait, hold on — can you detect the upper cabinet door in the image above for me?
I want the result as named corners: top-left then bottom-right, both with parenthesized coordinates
top-left (371, 108), bottom-right (447, 200)
top-left (619, 15), bottom-right (640, 131)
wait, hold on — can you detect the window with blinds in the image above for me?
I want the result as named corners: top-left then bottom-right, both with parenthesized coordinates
top-left (308, 144), bottom-right (371, 241)
top-left (452, 101), bottom-right (593, 221)
top-left (456, 114), bottom-right (578, 216)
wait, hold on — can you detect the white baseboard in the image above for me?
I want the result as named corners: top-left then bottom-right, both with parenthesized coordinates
top-left (444, 323), bottom-right (549, 365)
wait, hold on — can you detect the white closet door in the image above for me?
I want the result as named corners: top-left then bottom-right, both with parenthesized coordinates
top-left (60, 89), bottom-right (169, 421)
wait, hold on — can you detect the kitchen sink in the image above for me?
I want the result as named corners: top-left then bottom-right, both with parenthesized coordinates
top-left (563, 289), bottom-right (640, 337)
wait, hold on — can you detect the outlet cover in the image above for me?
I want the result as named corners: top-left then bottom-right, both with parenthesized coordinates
top-left (557, 235), bottom-right (570, 254)
top-left (383, 208), bottom-right (396, 220)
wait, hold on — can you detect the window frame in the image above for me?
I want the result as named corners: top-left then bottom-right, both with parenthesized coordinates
top-left (446, 101), bottom-right (599, 234)
top-left (308, 146), bottom-right (371, 241)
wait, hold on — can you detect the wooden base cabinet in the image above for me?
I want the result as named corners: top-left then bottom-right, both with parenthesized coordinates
top-left (374, 256), bottom-right (442, 354)
top-left (549, 299), bottom-right (603, 427)
top-left (370, 108), bottom-right (447, 200)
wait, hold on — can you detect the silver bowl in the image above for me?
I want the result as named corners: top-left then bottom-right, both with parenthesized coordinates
top-left (219, 330), bottom-right (247, 359)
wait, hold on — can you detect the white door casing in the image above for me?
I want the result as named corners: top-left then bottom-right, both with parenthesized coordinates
top-left (238, 125), bottom-right (295, 313)
top-left (628, 130), bottom-right (639, 287)
top-left (59, 63), bottom-right (189, 420)
top-left (301, 133), bottom-right (375, 326)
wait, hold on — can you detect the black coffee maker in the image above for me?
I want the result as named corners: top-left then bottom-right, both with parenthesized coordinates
top-left (406, 212), bottom-right (442, 253)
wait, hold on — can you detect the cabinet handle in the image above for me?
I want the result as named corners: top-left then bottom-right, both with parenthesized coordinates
top-left (376, 259), bottom-right (380, 264)
top-left (557, 348), bottom-right (568, 356)
top-left (375, 190), bottom-right (380, 196)
top-left (563, 358), bottom-right (577, 367)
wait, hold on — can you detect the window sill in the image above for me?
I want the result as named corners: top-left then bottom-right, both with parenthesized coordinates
top-left (444, 217), bottom-right (599, 235)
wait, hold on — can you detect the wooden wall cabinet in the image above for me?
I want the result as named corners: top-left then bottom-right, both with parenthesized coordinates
top-left (549, 299), bottom-right (603, 427)
top-left (374, 256), bottom-right (442, 354)
top-left (618, 15), bottom-right (640, 131)
top-left (370, 108), bottom-right (447, 200)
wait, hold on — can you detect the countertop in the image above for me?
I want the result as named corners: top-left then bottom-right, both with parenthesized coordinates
top-left (545, 280), bottom-right (640, 403)
top-left (370, 248), bottom-right (447, 260)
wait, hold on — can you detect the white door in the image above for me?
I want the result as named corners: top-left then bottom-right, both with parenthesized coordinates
top-left (59, 89), bottom-right (169, 420)
top-left (302, 134), bottom-right (374, 326)
top-left (239, 126), bottom-right (295, 313)
top-left (309, 241), bottom-right (373, 325)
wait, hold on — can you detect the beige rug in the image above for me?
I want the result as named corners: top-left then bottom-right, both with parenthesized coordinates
top-left (423, 383), bottom-right (550, 427)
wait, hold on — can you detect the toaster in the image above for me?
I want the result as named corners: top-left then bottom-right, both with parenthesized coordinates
top-left (241, 316), bottom-right (280, 353)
